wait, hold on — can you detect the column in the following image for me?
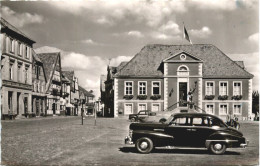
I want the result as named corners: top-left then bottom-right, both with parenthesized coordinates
top-left (164, 63), bottom-right (168, 110)
top-left (248, 79), bottom-right (253, 120)
top-left (114, 78), bottom-right (118, 117)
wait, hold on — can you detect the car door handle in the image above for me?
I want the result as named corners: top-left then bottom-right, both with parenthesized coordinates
top-left (187, 129), bottom-right (197, 131)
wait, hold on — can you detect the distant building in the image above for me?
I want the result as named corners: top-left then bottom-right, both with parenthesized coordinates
top-left (60, 73), bottom-right (71, 115)
top-left (37, 52), bottom-right (62, 116)
top-left (62, 71), bottom-right (80, 115)
top-left (32, 51), bottom-right (47, 116)
top-left (101, 62), bottom-right (127, 117)
top-left (78, 86), bottom-right (95, 116)
top-left (114, 44), bottom-right (254, 121)
top-left (1, 18), bottom-right (35, 119)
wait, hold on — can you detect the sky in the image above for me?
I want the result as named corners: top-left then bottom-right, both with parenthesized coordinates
top-left (1, 0), bottom-right (259, 98)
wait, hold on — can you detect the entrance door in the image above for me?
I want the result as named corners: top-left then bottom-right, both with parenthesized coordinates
top-left (179, 82), bottom-right (187, 107)
top-left (124, 104), bottom-right (133, 115)
top-left (52, 103), bottom-right (56, 114)
top-left (36, 99), bottom-right (40, 116)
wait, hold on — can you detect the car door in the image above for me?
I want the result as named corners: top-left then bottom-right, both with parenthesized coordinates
top-left (165, 116), bottom-right (192, 146)
top-left (138, 111), bottom-right (148, 121)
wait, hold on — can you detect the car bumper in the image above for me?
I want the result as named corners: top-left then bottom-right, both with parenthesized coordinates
top-left (240, 140), bottom-right (249, 148)
top-left (125, 136), bottom-right (133, 145)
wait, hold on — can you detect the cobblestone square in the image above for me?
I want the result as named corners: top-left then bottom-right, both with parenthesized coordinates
top-left (1, 117), bottom-right (259, 165)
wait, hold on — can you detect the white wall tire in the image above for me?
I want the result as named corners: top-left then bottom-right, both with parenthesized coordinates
top-left (136, 137), bottom-right (154, 154)
top-left (209, 142), bottom-right (227, 155)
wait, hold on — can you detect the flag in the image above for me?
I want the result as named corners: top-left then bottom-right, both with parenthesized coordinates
top-left (183, 24), bottom-right (192, 44)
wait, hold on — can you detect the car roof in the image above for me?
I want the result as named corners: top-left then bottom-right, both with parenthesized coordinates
top-left (173, 113), bottom-right (220, 119)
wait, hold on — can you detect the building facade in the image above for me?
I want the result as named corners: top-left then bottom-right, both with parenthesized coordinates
top-left (37, 52), bottom-right (62, 116)
top-left (62, 71), bottom-right (80, 115)
top-left (32, 51), bottom-right (47, 116)
top-left (114, 44), bottom-right (254, 120)
top-left (1, 18), bottom-right (35, 119)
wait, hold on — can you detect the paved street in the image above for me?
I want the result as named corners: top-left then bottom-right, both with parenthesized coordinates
top-left (1, 116), bottom-right (259, 166)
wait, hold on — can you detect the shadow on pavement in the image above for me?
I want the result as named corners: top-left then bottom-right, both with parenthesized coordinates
top-left (119, 147), bottom-right (240, 155)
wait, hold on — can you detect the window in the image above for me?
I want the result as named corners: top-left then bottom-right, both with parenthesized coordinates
top-left (177, 65), bottom-right (189, 76)
top-left (233, 104), bottom-right (242, 115)
top-left (25, 67), bottom-right (29, 83)
top-left (180, 54), bottom-right (186, 60)
top-left (171, 117), bottom-right (191, 126)
top-left (9, 62), bottom-right (14, 80)
top-left (138, 81), bottom-right (147, 95)
top-left (219, 82), bottom-right (228, 95)
top-left (10, 38), bottom-right (15, 53)
top-left (138, 111), bottom-right (147, 115)
top-left (152, 81), bottom-right (160, 95)
top-left (25, 46), bottom-right (29, 59)
top-left (38, 82), bottom-right (41, 92)
top-left (125, 81), bottom-right (133, 95)
top-left (152, 103), bottom-right (160, 112)
top-left (8, 91), bottom-right (13, 112)
top-left (219, 104), bottom-right (228, 115)
top-left (17, 64), bottom-right (22, 82)
top-left (138, 103), bottom-right (147, 111)
top-left (124, 103), bottom-right (133, 115)
top-left (192, 117), bottom-right (208, 126)
top-left (233, 82), bottom-right (242, 95)
top-left (18, 43), bottom-right (22, 56)
top-left (206, 82), bottom-right (214, 95)
top-left (206, 104), bottom-right (214, 114)
top-left (209, 118), bottom-right (226, 127)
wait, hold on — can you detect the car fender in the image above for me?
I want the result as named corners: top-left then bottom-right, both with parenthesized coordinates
top-left (132, 130), bottom-right (174, 145)
top-left (205, 131), bottom-right (241, 148)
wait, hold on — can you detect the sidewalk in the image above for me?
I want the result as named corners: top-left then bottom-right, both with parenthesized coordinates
top-left (2, 115), bottom-right (79, 122)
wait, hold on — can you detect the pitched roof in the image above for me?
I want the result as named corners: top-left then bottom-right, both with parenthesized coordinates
top-left (0, 17), bottom-right (35, 43)
top-left (62, 70), bottom-right (74, 81)
top-left (37, 52), bottom-right (60, 82)
top-left (235, 61), bottom-right (245, 69)
top-left (32, 50), bottom-right (42, 63)
top-left (115, 44), bottom-right (253, 78)
top-left (78, 86), bottom-right (95, 97)
top-left (117, 61), bottom-right (128, 71)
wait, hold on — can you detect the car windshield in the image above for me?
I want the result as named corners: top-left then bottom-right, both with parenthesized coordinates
top-left (164, 115), bottom-right (174, 124)
top-left (209, 117), bottom-right (228, 128)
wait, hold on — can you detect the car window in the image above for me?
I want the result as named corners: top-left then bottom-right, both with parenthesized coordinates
top-left (209, 118), bottom-right (226, 128)
top-left (171, 117), bottom-right (191, 126)
top-left (139, 111), bottom-right (146, 115)
top-left (192, 117), bottom-right (208, 126)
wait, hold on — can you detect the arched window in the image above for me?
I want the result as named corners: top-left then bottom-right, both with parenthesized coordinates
top-left (177, 65), bottom-right (189, 76)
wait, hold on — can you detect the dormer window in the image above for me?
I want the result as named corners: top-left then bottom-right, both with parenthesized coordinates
top-left (177, 65), bottom-right (189, 76)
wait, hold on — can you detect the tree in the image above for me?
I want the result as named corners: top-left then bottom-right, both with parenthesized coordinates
top-left (252, 91), bottom-right (259, 116)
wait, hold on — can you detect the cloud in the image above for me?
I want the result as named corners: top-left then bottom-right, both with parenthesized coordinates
top-left (189, 0), bottom-right (257, 11)
top-left (50, 1), bottom-right (186, 27)
top-left (228, 52), bottom-right (259, 90)
top-left (127, 31), bottom-right (144, 38)
top-left (158, 21), bottom-right (181, 35)
top-left (1, 6), bottom-right (44, 28)
top-left (96, 16), bottom-right (114, 26)
top-left (80, 39), bottom-right (102, 45)
top-left (248, 33), bottom-right (259, 44)
top-left (190, 27), bottom-right (212, 38)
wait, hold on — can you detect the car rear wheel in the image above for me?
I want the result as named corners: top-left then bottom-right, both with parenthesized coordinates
top-left (209, 142), bottom-right (227, 155)
top-left (130, 118), bottom-right (136, 122)
top-left (136, 137), bottom-right (154, 154)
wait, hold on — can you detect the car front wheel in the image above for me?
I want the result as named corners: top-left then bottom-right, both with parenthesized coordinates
top-left (130, 118), bottom-right (136, 122)
top-left (136, 137), bottom-right (154, 154)
top-left (209, 142), bottom-right (227, 155)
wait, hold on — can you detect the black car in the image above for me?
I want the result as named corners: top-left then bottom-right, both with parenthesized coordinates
top-left (128, 110), bottom-right (156, 122)
top-left (125, 113), bottom-right (248, 154)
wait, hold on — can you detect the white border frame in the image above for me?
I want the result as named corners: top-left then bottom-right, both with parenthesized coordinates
top-left (151, 81), bottom-right (161, 95)
top-left (124, 103), bottom-right (133, 115)
top-left (138, 81), bottom-right (147, 95)
top-left (219, 103), bottom-right (229, 115)
top-left (205, 103), bottom-right (215, 115)
top-left (124, 81), bottom-right (134, 95)
top-left (219, 81), bottom-right (228, 96)
top-left (205, 81), bottom-right (215, 95)
top-left (233, 103), bottom-right (242, 115)
top-left (138, 103), bottom-right (147, 112)
top-left (233, 81), bottom-right (242, 96)
top-left (152, 103), bottom-right (161, 112)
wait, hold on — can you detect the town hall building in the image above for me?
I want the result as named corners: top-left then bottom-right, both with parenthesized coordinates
top-left (113, 44), bottom-right (254, 120)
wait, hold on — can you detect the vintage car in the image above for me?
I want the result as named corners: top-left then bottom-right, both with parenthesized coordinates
top-left (125, 113), bottom-right (248, 154)
top-left (128, 110), bottom-right (156, 122)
